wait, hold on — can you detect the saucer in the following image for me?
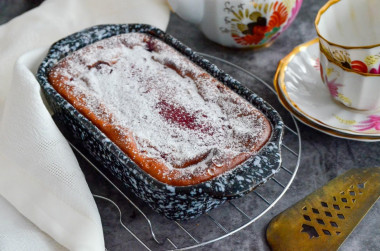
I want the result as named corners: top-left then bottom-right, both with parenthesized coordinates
top-left (275, 79), bottom-right (380, 142)
top-left (274, 38), bottom-right (380, 142)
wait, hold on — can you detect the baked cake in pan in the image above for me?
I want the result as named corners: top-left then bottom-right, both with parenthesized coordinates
top-left (37, 24), bottom-right (283, 220)
top-left (48, 33), bottom-right (271, 186)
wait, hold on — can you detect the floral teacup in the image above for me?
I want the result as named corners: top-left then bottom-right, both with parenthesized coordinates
top-left (315, 0), bottom-right (380, 110)
top-left (168, 0), bottom-right (303, 48)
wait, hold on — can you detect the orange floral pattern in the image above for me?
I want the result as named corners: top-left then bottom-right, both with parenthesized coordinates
top-left (320, 41), bottom-right (380, 74)
top-left (267, 2), bottom-right (288, 31)
top-left (222, 0), bottom-right (302, 47)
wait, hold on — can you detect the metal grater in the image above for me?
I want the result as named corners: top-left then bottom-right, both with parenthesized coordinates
top-left (266, 167), bottom-right (380, 251)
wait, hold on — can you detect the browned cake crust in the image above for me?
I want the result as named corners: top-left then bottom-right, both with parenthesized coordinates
top-left (48, 33), bottom-right (271, 186)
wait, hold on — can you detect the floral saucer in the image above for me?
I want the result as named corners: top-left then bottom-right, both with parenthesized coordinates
top-left (274, 38), bottom-right (380, 141)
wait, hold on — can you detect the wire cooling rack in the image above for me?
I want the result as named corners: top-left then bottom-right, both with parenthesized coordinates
top-left (68, 53), bottom-right (302, 250)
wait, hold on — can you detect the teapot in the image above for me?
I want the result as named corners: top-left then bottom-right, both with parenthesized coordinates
top-left (168, 0), bottom-right (303, 48)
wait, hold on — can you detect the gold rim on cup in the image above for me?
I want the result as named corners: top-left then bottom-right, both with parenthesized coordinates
top-left (315, 0), bottom-right (380, 50)
top-left (315, 0), bottom-right (380, 76)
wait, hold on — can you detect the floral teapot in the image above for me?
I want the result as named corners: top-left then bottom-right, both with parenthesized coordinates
top-left (168, 0), bottom-right (303, 48)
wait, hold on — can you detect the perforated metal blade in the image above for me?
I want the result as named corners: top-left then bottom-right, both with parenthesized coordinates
top-left (266, 167), bottom-right (380, 251)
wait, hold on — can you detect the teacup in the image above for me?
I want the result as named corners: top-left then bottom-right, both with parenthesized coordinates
top-left (168, 0), bottom-right (303, 48)
top-left (315, 0), bottom-right (380, 110)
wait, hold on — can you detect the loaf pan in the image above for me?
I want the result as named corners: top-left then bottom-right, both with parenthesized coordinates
top-left (37, 24), bottom-right (284, 220)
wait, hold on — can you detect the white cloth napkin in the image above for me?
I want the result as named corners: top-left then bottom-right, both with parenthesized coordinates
top-left (0, 0), bottom-right (170, 250)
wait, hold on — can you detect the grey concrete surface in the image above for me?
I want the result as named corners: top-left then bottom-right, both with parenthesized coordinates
top-left (1, 0), bottom-right (379, 250)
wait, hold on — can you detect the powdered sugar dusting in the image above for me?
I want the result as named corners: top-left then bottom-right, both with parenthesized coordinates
top-left (50, 33), bottom-right (270, 181)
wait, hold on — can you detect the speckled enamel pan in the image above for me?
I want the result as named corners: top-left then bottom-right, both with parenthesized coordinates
top-left (37, 24), bottom-right (284, 220)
